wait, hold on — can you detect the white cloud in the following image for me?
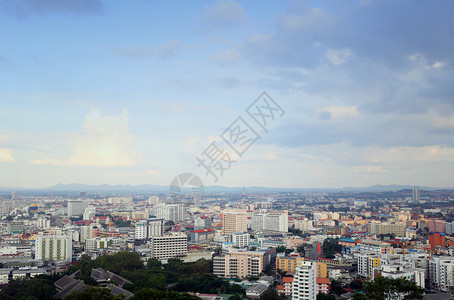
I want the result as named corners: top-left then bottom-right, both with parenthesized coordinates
top-left (0, 148), bottom-right (15, 162)
top-left (324, 105), bottom-right (359, 118)
top-left (145, 169), bottom-right (160, 176)
top-left (326, 48), bottom-right (353, 65)
top-left (211, 48), bottom-right (241, 64)
top-left (69, 108), bottom-right (137, 167)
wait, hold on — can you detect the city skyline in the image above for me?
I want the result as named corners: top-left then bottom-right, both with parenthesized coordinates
top-left (1, 0), bottom-right (453, 189)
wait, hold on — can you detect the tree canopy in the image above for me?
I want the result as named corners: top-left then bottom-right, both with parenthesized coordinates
top-left (352, 276), bottom-right (425, 300)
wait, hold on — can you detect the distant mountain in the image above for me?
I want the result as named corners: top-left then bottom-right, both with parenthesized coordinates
top-left (0, 183), bottom-right (451, 194)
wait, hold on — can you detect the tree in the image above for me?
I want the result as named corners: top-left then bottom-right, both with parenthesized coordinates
top-left (261, 289), bottom-right (281, 300)
top-left (330, 280), bottom-right (345, 295)
top-left (132, 288), bottom-right (199, 300)
top-left (317, 293), bottom-right (336, 300)
top-left (355, 276), bottom-right (425, 300)
top-left (147, 258), bottom-right (162, 269)
top-left (0, 277), bottom-right (57, 300)
top-left (350, 279), bottom-right (363, 290)
top-left (322, 239), bottom-right (342, 259)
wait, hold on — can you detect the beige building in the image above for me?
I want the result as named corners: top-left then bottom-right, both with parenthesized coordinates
top-left (151, 233), bottom-right (187, 260)
top-left (213, 249), bottom-right (275, 278)
top-left (367, 222), bottom-right (406, 237)
top-left (222, 212), bottom-right (248, 235)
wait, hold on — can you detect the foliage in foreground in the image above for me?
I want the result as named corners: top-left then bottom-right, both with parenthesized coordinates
top-left (352, 276), bottom-right (425, 300)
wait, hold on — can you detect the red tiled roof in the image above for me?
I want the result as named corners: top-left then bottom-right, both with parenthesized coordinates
top-left (283, 277), bottom-right (294, 283)
top-left (191, 229), bottom-right (215, 233)
top-left (317, 278), bottom-right (330, 284)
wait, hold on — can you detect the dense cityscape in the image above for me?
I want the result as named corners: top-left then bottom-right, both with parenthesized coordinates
top-left (1, 0), bottom-right (453, 299)
top-left (0, 187), bottom-right (453, 299)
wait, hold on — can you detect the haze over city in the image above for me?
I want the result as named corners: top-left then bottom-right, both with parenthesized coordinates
top-left (1, 0), bottom-right (453, 189)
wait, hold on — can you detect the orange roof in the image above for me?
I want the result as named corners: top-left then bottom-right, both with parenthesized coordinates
top-left (283, 277), bottom-right (294, 283)
top-left (316, 278), bottom-right (330, 284)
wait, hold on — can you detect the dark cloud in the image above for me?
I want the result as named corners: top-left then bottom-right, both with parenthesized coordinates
top-left (240, 0), bottom-right (454, 70)
top-left (0, 0), bottom-right (103, 18)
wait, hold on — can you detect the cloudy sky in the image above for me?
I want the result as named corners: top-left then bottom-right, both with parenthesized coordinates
top-left (0, 0), bottom-right (453, 189)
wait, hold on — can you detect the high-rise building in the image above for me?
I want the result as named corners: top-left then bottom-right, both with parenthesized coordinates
top-left (35, 235), bottom-right (72, 262)
top-left (357, 251), bottom-right (381, 278)
top-left (222, 212), bottom-right (248, 235)
top-left (292, 261), bottom-right (317, 300)
top-left (135, 218), bottom-right (164, 239)
top-left (83, 207), bottom-right (96, 221)
top-left (11, 191), bottom-right (20, 200)
top-left (429, 232), bottom-right (446, 249)
top-left (151, 233), bottom-right (187, 260)
top-left (231, 232), bottom-right (250, 248)
top-left (80, 225), bottom-right (97, 243)
top-left (67, 200), bottom-right (89, 217)
top-left (37, 217), bottom-right (51, 229)
top-left (148, 196), bottom-right (160, 205)
top-left (85, 237), bottom-right (121, 251)
top-left (156, 203), bottom-right (184, 222)
top-left (429, 257), bottom-right (454, 291)
top-left (194, 216), bottom-right (211, 230)
top-left (412, 187), bottom-right (420, 203)
top-left (251, 212), bottom-right (288, 232)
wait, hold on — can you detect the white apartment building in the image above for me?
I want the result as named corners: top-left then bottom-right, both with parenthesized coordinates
top-left (36, 217), bottom-right (51, 229)
top-left (429, 256), bottom-right (454, 292)
top-left (151, 233), bottom-right (187, 260)
top-left (83, 207), bottom-right (96, 221)
top-left (108, 197), bottom-right (133, 204)
top-left (374, 264), bottom-right (425, 289)
top-left (67, 200), bottom-right (89, 217)
top-left (85, 237), bottom-right (121, 251)
top-left (313, 212), bottom-right (328, 221)
top-left (292, 260), bottom-right (316, 300)
top-left (194, 216), bottom-right (211, 230)
top-left (135, 218), bottom-right (164, 239)
top-left (156, 203), bottom-right (184, 222)
top-left (148, 196), bottom-right (160, 205)
top-left (35, 235), bottom-right (72, 262)
top-left (231, 232), bottom-right (250, 248)
top-left (251, 212), bottom-right (288, 232)
top-left (294, 219), bottom-right (314, 232)
top-left (80, 225), bottom-right (97, 243)
top-left (358, 251), bottom-right (381, 278)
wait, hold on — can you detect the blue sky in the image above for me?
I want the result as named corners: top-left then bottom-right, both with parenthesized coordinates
top-left (1, 0), bottom-right (453, 189)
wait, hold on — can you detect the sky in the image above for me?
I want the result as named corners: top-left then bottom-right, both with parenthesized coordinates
top-left (0, 0), bottom-right (453, 189)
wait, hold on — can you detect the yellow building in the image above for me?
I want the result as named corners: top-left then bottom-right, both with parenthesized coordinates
top-left (316, 262), bottom-right (327, 278)
top-left (222, 212), bottom-right (248, 235)
top-left (276, 256), bottom-right (305, 274)
top-left (277, 257), bottom-right (327, 278)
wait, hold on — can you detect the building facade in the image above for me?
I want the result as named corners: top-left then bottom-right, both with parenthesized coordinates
top-left (151, 233), bottom-right (187, 260)
top-left (292, 260), bottom-right (316, 300)
top-left (35, 235), bottom-right (72, 262)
